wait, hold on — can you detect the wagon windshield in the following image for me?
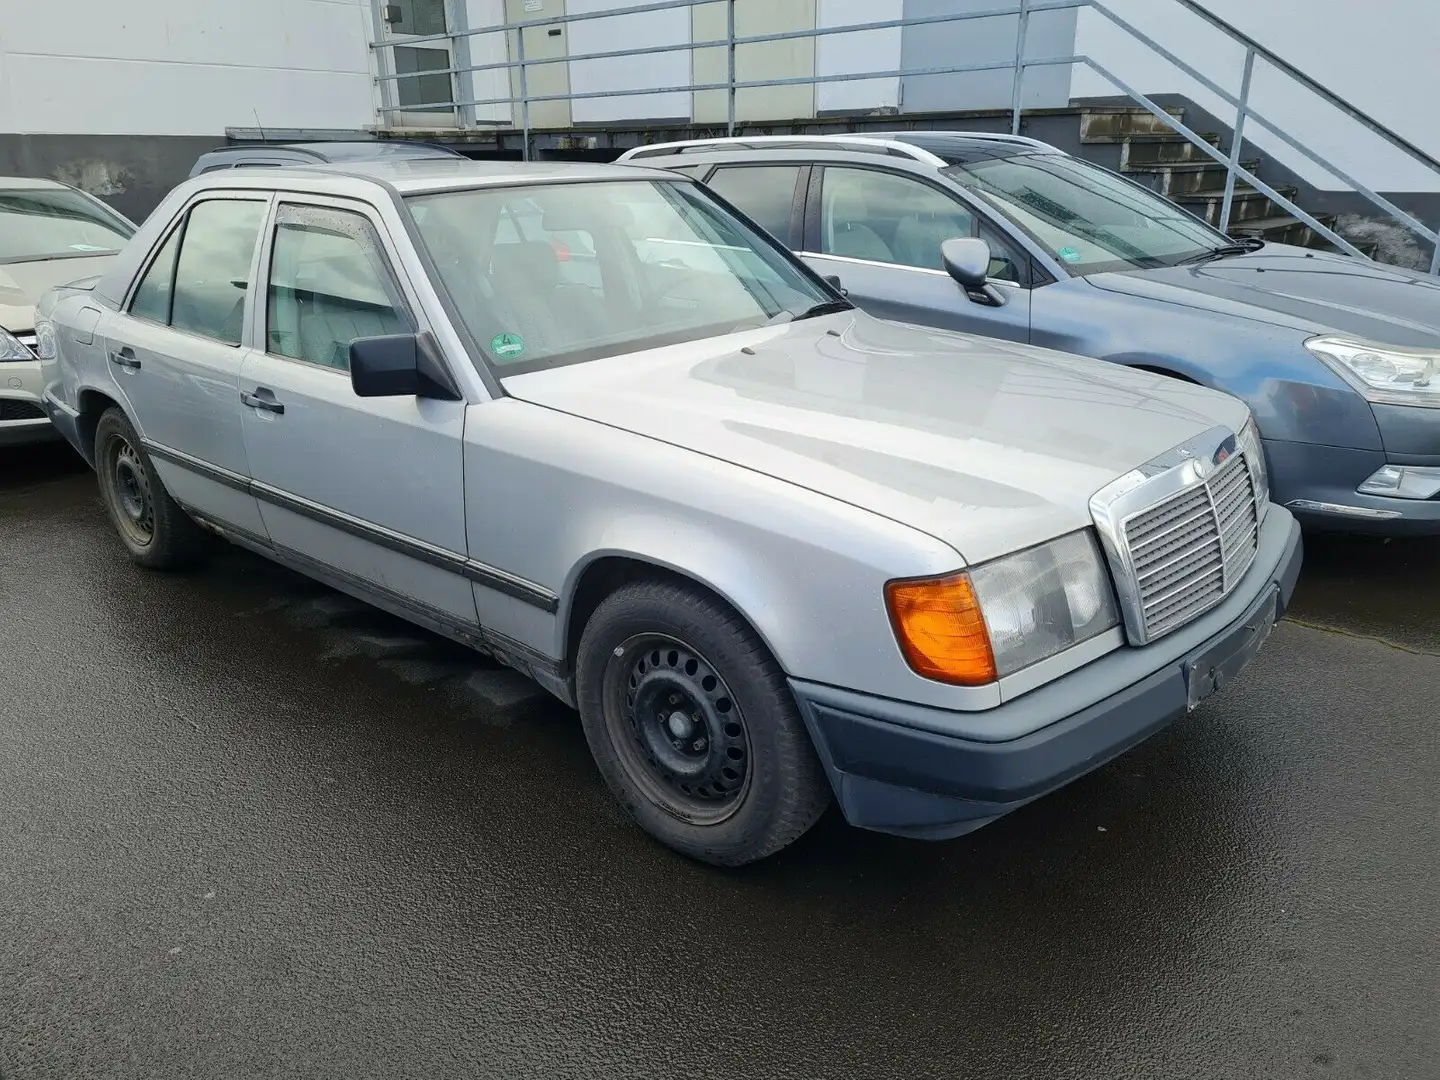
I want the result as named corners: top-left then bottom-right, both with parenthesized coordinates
top-left (943, 152), bottom-right (1230, 273)
top-left (0, 188), bottom-right (135, 264)
top-left (405, 178), bottom-right (842, 374)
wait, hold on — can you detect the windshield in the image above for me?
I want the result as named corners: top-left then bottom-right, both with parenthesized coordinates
top-left (0, 188), bottom-right (135, 263)
top-left (406, 179), bottom-right (838, 374)
top-left (942, 153), bottom-right (1229, 273)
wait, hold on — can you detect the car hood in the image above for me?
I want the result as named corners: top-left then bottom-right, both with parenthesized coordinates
top-left (0, 255), bottom-right (113, 332)
top-left (502, 314), bottom-right (1249, 564)
top-left (1089, 244), bottom-right (1440, 346)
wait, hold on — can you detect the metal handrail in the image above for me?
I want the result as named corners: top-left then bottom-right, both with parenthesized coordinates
top-left (366, 0), bottom-right (1440, 271)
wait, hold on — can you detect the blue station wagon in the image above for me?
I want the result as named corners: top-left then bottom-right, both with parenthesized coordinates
top-left (620, 133), bottom-right (1440, 535)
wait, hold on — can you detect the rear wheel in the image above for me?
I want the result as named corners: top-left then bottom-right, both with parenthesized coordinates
top-left (576, 580), bottom-right (831, 866)
top-left (94, 408), bottom-right (209, 569)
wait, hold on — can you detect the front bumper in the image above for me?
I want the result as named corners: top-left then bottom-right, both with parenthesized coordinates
top-left (0, 358), bottom-right (57, 447)
top-left (792, 508), bottom-right (1304, 841)
top-left (1266, 437), bottom-right (1440, 536)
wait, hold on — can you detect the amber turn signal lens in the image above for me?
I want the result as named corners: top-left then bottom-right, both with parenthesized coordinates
top-left (885, 572), bottom-right (998, 686)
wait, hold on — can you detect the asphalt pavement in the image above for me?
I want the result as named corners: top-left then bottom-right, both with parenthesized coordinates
top-left (2, 442), bottom-right (1437, 1080)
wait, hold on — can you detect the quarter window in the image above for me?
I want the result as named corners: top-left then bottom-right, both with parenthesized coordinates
top-left (128, 228), bottom-right (182, 325)
top-left (706, 166), bottom-right (802, 241)
top-left (169, 200), bottom-right (267, 345)
top-left (266, 205), bottom-right (411, 371)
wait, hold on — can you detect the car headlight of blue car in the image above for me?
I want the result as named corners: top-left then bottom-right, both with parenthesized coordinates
top-left (1305, 335), bottom-right (1440, 409)
top-left (1305, 336), bottom-right (1440, 500)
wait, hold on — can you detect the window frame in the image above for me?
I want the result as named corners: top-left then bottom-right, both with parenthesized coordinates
top-left (254, 193), bottom-right (426, 376)
top-left (122, 191), bottom-right (275, 347)
top-left (700, 162), bottom-right (811, 249)
top-left (801, 163), bottom-right (1047, 290)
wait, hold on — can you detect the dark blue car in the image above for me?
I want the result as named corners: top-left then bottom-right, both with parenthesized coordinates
top-left (621, 133), bottom-right (1440, 535)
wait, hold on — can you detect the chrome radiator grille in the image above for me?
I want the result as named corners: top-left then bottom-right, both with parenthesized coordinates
top-left (1122, 450), bottom-right (1259, 641)
top-left (15, 332), bottom-right (37, 355)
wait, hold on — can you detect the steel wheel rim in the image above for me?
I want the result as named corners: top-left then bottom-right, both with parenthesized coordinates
top-left (107, 435), bottom-right (154, 546)
top-left (602, 633), bottom-right (753, 825)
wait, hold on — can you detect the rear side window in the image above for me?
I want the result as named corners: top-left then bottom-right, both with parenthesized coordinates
top-left (266, 204), bottom-right (411, 371)
top-left (150, 199), bottom-right (268, 345)
top-left (129, 228), bottom-right (182, 324)
top-left (706, 166), bottom-right (802, 242)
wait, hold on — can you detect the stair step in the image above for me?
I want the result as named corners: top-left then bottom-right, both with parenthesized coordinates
top-left (1177, 186), bottom-right (1297, 225)
top-left (1229, 214), bottom-right (1340, 249)
top-left (1079, 107), bottom-right (1186, 143)
top-left (1122, 134), bottom-right (1222, 165)
top-left (1126, 159), bottom-right (1261, 197)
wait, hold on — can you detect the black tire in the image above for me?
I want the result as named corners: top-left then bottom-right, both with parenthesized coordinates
top-left (93, 407), bottom-right (209, 570)
top-left (576, 579), bottom-right (831, 866)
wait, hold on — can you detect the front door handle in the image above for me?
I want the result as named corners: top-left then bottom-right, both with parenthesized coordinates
top-left (240, 387), bottom-right (285, 415)
top-left (109, 346), bottom-right (141, 370)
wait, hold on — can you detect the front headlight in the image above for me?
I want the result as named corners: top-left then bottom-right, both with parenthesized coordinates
top-left (0, 326), bottom-right (33, 362)
top-left (1306, 335), bottom-right (1440, 408)
top-left (886, 530), bottom-right (1120, 686)
top-left (1236, 414), bottom-right (1270, 514)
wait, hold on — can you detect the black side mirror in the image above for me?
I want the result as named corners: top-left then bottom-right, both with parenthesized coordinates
top-left (349, 332), bottom-right (463, 401)
top-left (941, 237), bottom-right (1007, 308)
top-left (823, 273), bottom-right (848, 297)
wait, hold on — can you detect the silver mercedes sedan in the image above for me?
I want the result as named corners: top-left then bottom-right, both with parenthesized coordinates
top-left (36, 160), bottom-right (1301, 865)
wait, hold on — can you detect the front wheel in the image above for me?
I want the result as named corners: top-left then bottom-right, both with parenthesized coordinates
top-left (93, 408), bottom-right (209, 569)
top-left (576, 580), bottom-right (831, 866)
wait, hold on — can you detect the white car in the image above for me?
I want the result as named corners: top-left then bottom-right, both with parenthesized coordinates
top-left (1, 177), bottom-right (135, 445)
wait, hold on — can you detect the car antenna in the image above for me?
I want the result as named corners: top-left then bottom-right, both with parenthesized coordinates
top-left (252, 108), bottom-right (270, 145)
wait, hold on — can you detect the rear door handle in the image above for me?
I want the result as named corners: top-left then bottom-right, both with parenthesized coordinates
top-left (109, 346), bottom-right (141, 370)
top-left (240, 387), bottom-right (285, 415)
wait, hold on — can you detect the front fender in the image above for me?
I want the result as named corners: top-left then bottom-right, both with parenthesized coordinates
top-left (1032, 278), bottom-right (1380, 450)
top-left (462, 400), bottom-right (1006, 713)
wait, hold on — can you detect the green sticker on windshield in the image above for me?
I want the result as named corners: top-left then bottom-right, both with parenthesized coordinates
top-left (1058, 246), bottom-right (1082, 263)
top-left (490, 332), bottom-right (525, 359)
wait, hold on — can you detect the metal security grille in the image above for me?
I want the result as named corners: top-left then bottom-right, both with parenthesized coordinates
top-left (1123, 451), bottom-right (1259, 641)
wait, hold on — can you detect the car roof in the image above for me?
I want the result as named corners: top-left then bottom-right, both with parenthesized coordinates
top-left (0, 176), bottom-right (70, 191)
top-left (190, 158), bottom-right (672, 196)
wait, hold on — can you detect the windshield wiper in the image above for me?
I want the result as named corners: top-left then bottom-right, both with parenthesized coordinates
top-left (1182, 236), bottom-right (1266, 265)
top-left (788, 298), bottom-right (854, 321)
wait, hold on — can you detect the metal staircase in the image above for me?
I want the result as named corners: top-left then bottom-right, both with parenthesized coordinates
top-left (1076, 107), bottom-right (1376, 256)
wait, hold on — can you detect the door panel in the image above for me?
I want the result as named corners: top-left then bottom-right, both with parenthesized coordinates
top-left (804, 165), bottom-right (1032, 342)
top-left (803, 254), bottom-right (1031, 341)
top-left (104, 197), bottom-right (269, 534)
top-left (239, 357), bottom-right (475, 623)
top-left (239, 199), bottom-right (477, 625)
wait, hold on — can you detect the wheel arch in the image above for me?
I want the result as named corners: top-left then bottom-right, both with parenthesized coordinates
top-left (1104, 352), bottom-right (1208, 386)
top-left (75, 387), bottom-right (126, 465)
top-left (561, 551), bottom-right (785, 681)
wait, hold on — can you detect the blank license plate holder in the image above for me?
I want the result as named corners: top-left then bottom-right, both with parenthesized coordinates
top-left (1183, 585), bottom-right (1279, 712)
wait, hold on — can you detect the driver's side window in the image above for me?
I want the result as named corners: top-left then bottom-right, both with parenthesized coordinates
top-left (818, 167), bottom-right (1022, 283)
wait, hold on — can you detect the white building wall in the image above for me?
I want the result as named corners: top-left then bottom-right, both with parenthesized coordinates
top-left (567, 0), bottom-right (690, 123)
top-left (460, 0), bottom-right (513, 125)
top-left (1071, 0), bottom-right (1440, 192)
top-left (0, 0), bottom-right (375, 136)
top-left (815, 0), bottom-right (902, 114)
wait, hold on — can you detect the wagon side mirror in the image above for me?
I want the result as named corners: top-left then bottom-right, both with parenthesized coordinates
top-left (941, 237), bottom-right (1007, 308)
